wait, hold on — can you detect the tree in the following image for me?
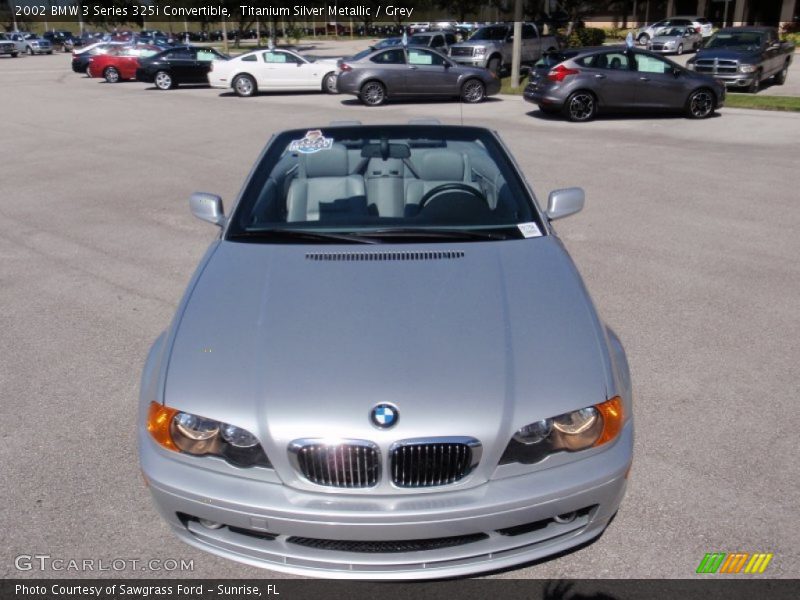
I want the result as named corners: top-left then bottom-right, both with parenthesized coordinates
top-left (436, 0), bottom-right (485, 22)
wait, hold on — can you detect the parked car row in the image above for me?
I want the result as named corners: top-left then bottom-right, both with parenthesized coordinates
top-left (66, 25), bottom-right (792, 122)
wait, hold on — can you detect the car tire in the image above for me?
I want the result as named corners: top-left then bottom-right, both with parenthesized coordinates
top-left (748, 70), bottom-right (760, 94)
top-left (11, 52), bottom-right (18, 58)
top-left (233, 74), bottom-right (256, 97)
top-left (322, 72), bottom-right (337, 94)
top-left (676, 44), bottom-right (683, 55)
top-left (27, 47), bottom-right (33, 55)
top-left (563, 91), bottom-right (597, 122)
top-left (487, 56), bottom-right (501, 76)
top-left (774, 63), bottom-right (789, 85)
top-left (47, 50), bottom-right (53, 55)
top-left (461, 79), bottom-right (485, 103)
top-left (360, 80), bottom-right (386, 106)
top-left (686, 88), bottom-right (715, 119)
top-left (104, 66), bottom-right (120, 83)
top-left (637, 33), bottom-right (650, 45)
top-left (154, 71), bottom-right (174, 90)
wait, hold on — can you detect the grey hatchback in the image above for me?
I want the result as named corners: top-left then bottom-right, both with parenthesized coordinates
top-left (336, 46), bottom-right (500, 106)
top-left (524, 46), bottom-right (725, 121)
top-left (139, 124), bottom-right (633, 579)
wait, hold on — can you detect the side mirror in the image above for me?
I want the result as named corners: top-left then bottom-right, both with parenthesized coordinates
top-left (546, 187), bottom-right (585, 220)
top-left (770, 41), bottom-right (781, 49)
top-left (190, 192), bottom-right (225, 227)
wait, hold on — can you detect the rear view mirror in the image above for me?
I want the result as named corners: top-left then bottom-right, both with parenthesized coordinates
top-left (361, 142), bottom-right (411, 159)
top-left (546, 187), bottom-right (585, 220)
top-left (190, 192), bottom-right (225, 226)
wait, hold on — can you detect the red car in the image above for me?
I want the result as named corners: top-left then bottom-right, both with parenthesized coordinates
top-left (87, 45), bottom-right (160, 83)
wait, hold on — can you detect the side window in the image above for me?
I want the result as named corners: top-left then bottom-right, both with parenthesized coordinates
top-left (522, 25), bottom-right (536, 40)
top-left (634, 53), bottom-right (671, 74)
top-left (197, 50), bottom-right (218, 62)
top-left (434, 35), bottom-right (444, 47)
top-left (263, 51), bottom-right (298, 63)
top-left (241, 54), bottom-right (257, 62)
top-left (445, 34), bottom-right (456, 45)
top-left (166, 49), bottom-right (192, 60)
top-left (408, 48), bottom-right (445, 66)
top-left (577, 52), bottom-right (629, 70)
top-left (370, 49), bottom-right (406, 64)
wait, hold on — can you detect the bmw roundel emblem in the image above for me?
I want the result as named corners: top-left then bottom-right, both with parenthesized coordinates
top-left (370, 404), bottom-right (398, 429)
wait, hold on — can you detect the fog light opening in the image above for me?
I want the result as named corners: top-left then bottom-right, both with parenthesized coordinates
top-left (198, 518), bottom-right (224, 530)
top-left (554, 511), bottom-right (577, 524)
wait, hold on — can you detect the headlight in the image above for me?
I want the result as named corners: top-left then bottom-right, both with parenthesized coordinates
top-left (686, 62), bottom-right (695, 70)
top-left (474, 47), bottom-right (486, 56)
top-left (500, 397), bottom-right (623, 465)
top-left (738, 64), bottom-right (757, 73)
top-left (147, 402), bottom-right (271, 468)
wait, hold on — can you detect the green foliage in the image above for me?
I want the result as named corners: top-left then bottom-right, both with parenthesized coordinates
top-left (566, 28), bottom-right (606, 48)
top-left (781, 32), bottom-right (800, 46)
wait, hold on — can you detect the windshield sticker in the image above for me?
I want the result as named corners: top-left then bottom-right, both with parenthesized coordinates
top-left (518, 222), bottom-right (542, 238)
top-left (289, 130), bottom-right (334, 154)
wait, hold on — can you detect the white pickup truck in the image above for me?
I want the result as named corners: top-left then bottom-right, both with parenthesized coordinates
top-left (448, 23), bottom-right (561, 74)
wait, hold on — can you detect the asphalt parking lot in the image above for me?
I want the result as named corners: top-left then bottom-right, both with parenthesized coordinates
top-left (1, 51), bottom-right (798, 580)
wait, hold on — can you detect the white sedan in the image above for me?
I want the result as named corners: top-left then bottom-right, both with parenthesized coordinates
top-left (208, 48), bottom-right (339, 97)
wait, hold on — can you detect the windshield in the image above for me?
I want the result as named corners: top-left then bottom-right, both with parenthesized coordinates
top-left (469, 27), bottom-right (508, 41)
top-left (660, 28), bottom-right (686, 36)
top-left (226, 126), bottom-right (543, 244)
top-left (705, 32), bottom-right (764, 49)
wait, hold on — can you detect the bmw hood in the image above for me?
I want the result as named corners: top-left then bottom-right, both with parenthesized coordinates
top-left (164, 238), bottom-right (612, 487)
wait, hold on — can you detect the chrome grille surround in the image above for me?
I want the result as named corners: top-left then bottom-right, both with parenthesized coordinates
top-left (695, 58), bottom-right (738, 75)
top-left (289, 439), bottom-right (380, 488)
top-left (390, 437), bottom-right (482, 488)
top-left (450, 47), bottom-right (475, 57)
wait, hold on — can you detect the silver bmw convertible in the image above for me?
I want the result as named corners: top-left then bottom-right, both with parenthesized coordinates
top-left (139, 124), bottom-right (633, 579)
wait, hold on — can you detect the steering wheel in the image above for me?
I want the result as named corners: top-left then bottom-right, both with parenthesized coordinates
top-left (418, 183), bottom-right (486, 209)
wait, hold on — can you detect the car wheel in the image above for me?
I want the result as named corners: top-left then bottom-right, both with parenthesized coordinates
top-left (686, 88), bottom-right (715, 119)
top-left (360, 81), bottom-right (386, 106)
top-left (461, 79), bottom-right (485, 103)
top-left (487, 56), bottom-right (501, 75)
top-left (676, 44), bottom-right (683, 55)
top-left (563, 91), bottom-right (597, 122)
top-left (154, 71), bottom-right (174, 90)
top-left (233, 74), bottom-right (256, 97)
top-left (47, 50), bottom-right (53, 55)
top-left (637, 33), bottom-right (650, 45)
top-left (104, 66), bottom-right (120, 83)
top-left (27, 47), bottom-right (33, 55)
top-left (11, 52), bottom-right (18, 58)
top-left (774, 64), bottom-right (789, 85)
top-left (748, 70), bottom-right (760, 93)
top-left (322, 72), bottom-right (337, 94)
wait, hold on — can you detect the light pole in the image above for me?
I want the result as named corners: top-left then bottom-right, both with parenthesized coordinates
top-left (510, 0), bottom-right (523, 90)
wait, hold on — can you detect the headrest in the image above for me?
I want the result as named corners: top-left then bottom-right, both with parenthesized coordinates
top-left (301, 143), bottom-right (349, 178)
top-left (418, 151), bottom-right (465, 181)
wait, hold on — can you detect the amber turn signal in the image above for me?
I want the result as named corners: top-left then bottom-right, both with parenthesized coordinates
top-left (147, 401), bottom-right (179, 451)
top-left (594, 396), bottom-right (624, 447)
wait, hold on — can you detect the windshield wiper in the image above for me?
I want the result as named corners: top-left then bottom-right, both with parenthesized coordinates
top-left (355, 227), bottom-right (516, 241)
top-left (229, 229), bottom-right (380, 244)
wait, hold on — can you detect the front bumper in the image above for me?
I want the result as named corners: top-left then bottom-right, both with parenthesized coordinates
top-left (27, 45), bottom-right (51, 54)
top-left (140, 421), bottom-right (632, 579)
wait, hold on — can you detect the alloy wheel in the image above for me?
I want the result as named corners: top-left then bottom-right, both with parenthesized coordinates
top-left (567, 93), bottom-right (595, 121)
top-left (461, 80), bottom-right (485, 103)
top-left (689, 90), bottom-right (713, 118)
top-left (361, 82), bottom-right (385, 106)
top-left (155, 71), bottom-right (172, 90)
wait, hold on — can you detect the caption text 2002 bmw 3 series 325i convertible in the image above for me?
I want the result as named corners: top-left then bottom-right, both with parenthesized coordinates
top-left (139, 124), bottom-right (634, 579)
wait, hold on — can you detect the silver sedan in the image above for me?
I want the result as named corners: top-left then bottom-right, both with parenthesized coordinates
top-left (139, 124), bottom-right (633, 579)
top-left (647, 26), bottom-right (703, 55)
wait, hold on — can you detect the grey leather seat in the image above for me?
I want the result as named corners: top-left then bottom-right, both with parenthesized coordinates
top-left (404, 150), bottom-right (476, 213)
top-left (286, 144), bottom-right (367, 222)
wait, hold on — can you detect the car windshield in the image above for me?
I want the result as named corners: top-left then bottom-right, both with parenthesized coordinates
top-left (469, 27), bottom-right (508, 41)
top-left (705, 32), bottom-right (764, 48)
top-left (410, 35), bottom-right (431, 44)
top-left (226, 126), bottom-right (543, 244)
top-left (661, 28), bottom-right (686, 36)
